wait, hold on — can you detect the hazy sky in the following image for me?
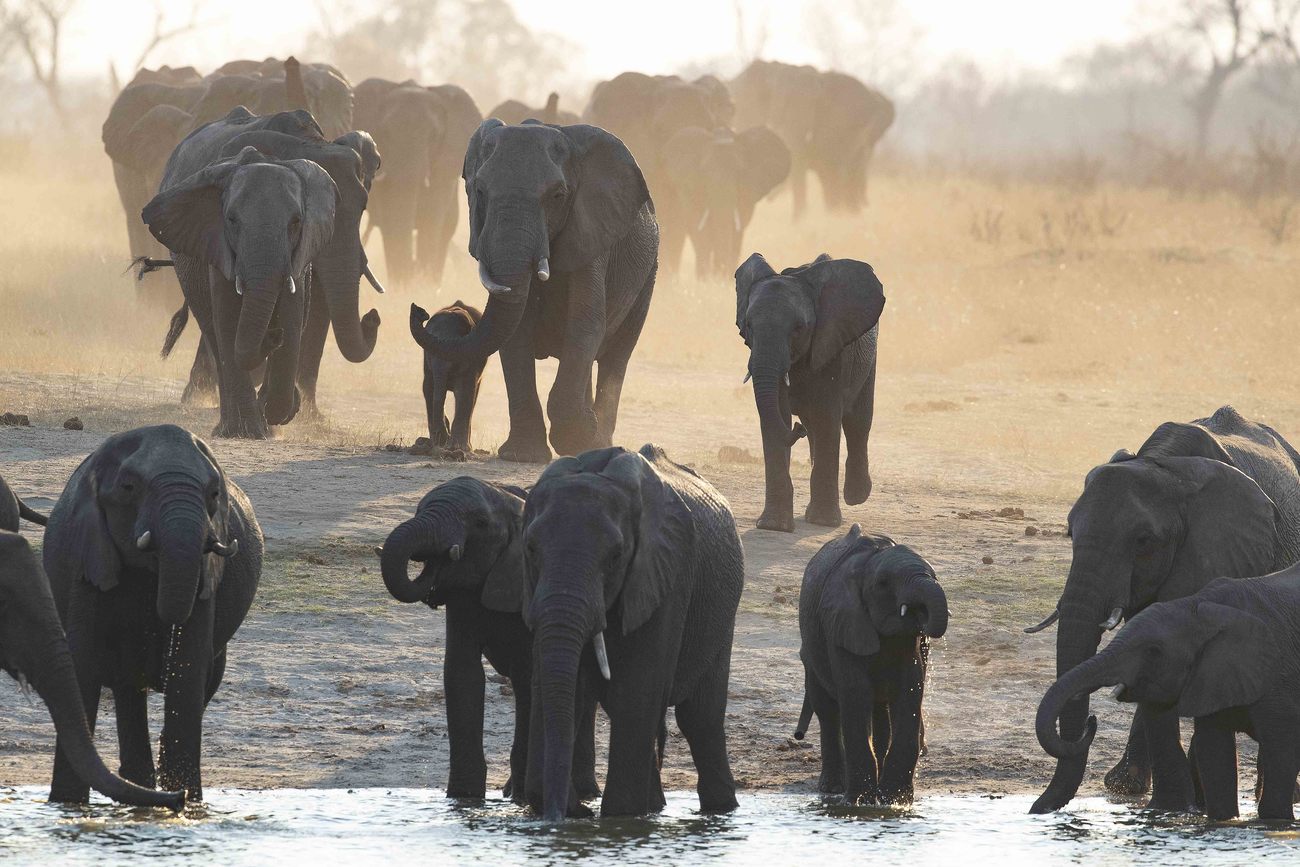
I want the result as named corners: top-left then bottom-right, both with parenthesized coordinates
top-left (63, 0), bottom-right (1143, 82)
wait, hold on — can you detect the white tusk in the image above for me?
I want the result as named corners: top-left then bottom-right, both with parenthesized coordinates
top-left (373, 546), bottom-right (383, 557)
top-left (536, 258), bottom-right (550, 282)
top-left (697, 208), bottom-right (710, 233)
top-left (448, 544), bottom-right (462, 562)
top-left (783, 372), bottom-right (790, 387)
top-left (900, 604), bottom-right (908, 618)
top-left (733, 209), bottom-right (742, 233)
top-left (289, 276), bottom-right (296, 295)
top-left (136, 530), bottom-right (152, 550)
top-left (479, 260), bottom-right (511, 296)
top-left (742, 371), bottom-right (751, 384)
top-left (1100, 607), bottom-right (1123, 631)
top-left (1110, 683), bottom-right (1126, 701)
top-left (235, 276), bottom-right (244, 296)
top-left (362, 264), bottom-right (386, 294)
top-left (593, 632), bottom-right (611, 680)
top-left (1024, 610), bottom-right (1060, 634)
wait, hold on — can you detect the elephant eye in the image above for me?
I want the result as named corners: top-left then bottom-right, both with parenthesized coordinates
top-left (120, 480), bottom-right (136, 494)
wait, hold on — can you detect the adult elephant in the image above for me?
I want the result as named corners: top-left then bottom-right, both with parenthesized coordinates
top-left (0, 532), bottom-right (185, 810)
top-left (489, 93), bottom-right (580, 126)
top-left (195, 57), bottom-right (354, 139)
top-left (1027, 406), bottom-right (1300, 813)
top-left (522, 445), bottom-right (744, 820)
top-left (731, 60), bottom-right (894, 219)
top-left (43, 425), bottom-right (262, 802)
top-left (352, 79), bottom-right (481, 286)
top-left (0, 471), bottom-right (47, 532)
top-left (145, 108), bottom-right (382, 436)
top-left (419, 119), bottom-right (658, 462)
top-left (658, 125), bottom-right (789, 276)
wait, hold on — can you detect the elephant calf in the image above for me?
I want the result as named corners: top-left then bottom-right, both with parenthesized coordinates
top-left (0, 471), bottom-right (46, 532)
top-left (378, 477), bottom-right (598, 801)
top-left (409, 302), bottom-right (486, 451)
top-left (797, 524), bottom-right (948, 805)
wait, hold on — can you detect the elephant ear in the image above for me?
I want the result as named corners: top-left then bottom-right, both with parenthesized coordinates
top-left (45, 453), bottom-right (122, 593)
top-left (736, 126), bottom-right (791, 208)
top-left (552, 124), bottom-right (651, 270)
top-left (284, 158), bottom-right (339, 276)
top-left (799, 258), bottom-right (887, 372)
top-left (603, 451), bottom-right (691, 635)
top-left (120, 104), bottom-right (193, 173)
top-left (1138, 421), bottom-right (1234, 464)
top-left (816, 533), bottom-right (881, 656)
top-left (193, 436), bottom-right (231, 600)
top-left (142, 157), bottom-right (243, 280)
top-left (734, 252), bottom-right (777, 335)
top-left (463, 118), bottom-right (505, 259)
top-left (333, 131), bottom-right (381, 190)
top-left (1178, 600), bottom-right (1278, 717)
top-left (480, 486), bottom-right (526, 614)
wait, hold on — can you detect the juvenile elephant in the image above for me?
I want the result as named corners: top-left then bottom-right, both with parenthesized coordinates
top-left (796, 525), bottom-right (948, 805)
top-left (418, 120), bottom-right (659, 462)
top-left (658, 126), bottom-right (790, 277)
top-left (489, 93), bottom-right (580, 126)
top-left (522, 444), bottom-right (744, 820)
top-left (378, 477), bottom-right (598, 801)
top-left (1038, 567), bottom-right (1300, 821)
top-left (409, 302), bottom-right (485, 451)
top-left (0, 471), bottom-right (47, 532)
top-left (735, 253), bottom-right (886, 532)
top-left (43, 425), bottom-right (262, 802)
top-left (0, 531), bottom-right (185, 809)
top-left (1027, 406), bottom-right (1300, 813)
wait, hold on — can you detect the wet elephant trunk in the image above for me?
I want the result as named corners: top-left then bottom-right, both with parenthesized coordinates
top-left (900, 575), bottom-right (949, 638)
top-left (536, 621), bottom-right (584, 821)
top-left (153, 480), bottom-right (209, 626)
top-left (1037, 650), bottom-right (1117, 759)
top-left (380, 514), bottom-right (440, 604)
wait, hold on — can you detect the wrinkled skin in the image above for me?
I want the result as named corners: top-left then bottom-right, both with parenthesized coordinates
top-left (730, 60), bottom-right (894, 219)
top-left (1038, 570), bottom-right (1300, 820)
top-left (0, 472), bottom-right (46, 532)
top-left (352, 79), bottom-right (481, 286)
top-left (1029, 406), bottom-right (1300, 813)
top-left (521, 445), bottom-right (744, 821)
top-left (797, 525), bottom-right (948, 805)
top-left (0, 532), bottom-right (185, 810)
top-left (735, 253), bottom-right (886, 532)
top-left (409, 302), bottom-right (485, 450)
top-left (42, 425), bottom-right (262, 802)
top-left (419, 120), bottom-right (659, 463)
top-left (377, 477), bottom-right (598, 801)
top-left (489, 93), bottom-right (580, 126)
top-left (658, 126), bottom-right (790, 277)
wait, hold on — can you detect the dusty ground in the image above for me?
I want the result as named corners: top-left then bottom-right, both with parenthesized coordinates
top-left (1, 144), bottom-right (1297, 801)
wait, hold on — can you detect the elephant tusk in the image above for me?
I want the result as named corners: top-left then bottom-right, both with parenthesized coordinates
top-left (208, 538), bottom-right (239, 558)
top-left (235, 276), bottom-right (244, 296)
top-left (900, 604), bottom-right (908, 618)
top-left (288, 276), bottom-right (296, 295)
top-left (536, 258), bottom-right (550, 282)
top-left (136, 530), bottom-right (152, 550)
top-left (1110, 683), bottom-right (1126, 701)
top-left (593, 632), bottom-right (611, 681)
top-left (374, 546), bottom-right (383, 557)
top-left (479, 260), bottom-right (512, 296)
top-left (362, 264), bottom-right (386, 295)
top-left (1024, 610), bottom-right (1060, 634)
top-left (733, 208), bottom-right (742, 233)
top-left (697, 209), bottom-right (710, 232)
top-left (1100, 607), bottom-right (1123, 631)
top-left (742, 371), bottom-right (752, 384)
top-left (448, 544), bottom-right (462, 561)
top-left (783, 372), bottom-right (790, 387)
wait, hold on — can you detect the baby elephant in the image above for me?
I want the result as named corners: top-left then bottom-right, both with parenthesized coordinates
top-left (409, 302), bottom-right (485, 451)
top-left (797, 524), bottom-right (948, 805)
top-left (1038, 565), bottom-right (1300, 821)
top-left (0, 472), bottom-right (46, 532)
top-left (378, 477), bottom-right (598, 801)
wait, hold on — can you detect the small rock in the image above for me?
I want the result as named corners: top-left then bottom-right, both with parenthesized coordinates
top-left (996, 507), bottom-right (1024, 519)
top-left (384, 443), bottom-right (402, 452)
top-left (981, 555), bottom-right (994, 565)
top-left (0, 413), bottom-right (30, 427)
top-left (63, 417), bottom-right (83, 431)
top-left (773, 594), bottom-right (787, 605)
top-left (441, 447), bottom-right (469, 463)
top-left (1025, 525), bottom-right (1039, 537)
top-left (408, 437), bottom-right (433, 456)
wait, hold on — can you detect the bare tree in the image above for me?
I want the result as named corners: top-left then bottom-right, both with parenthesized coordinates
top-left (130, 0), bottom-right (202, 74)
top-left (0, 0), bottom-right (77, 123)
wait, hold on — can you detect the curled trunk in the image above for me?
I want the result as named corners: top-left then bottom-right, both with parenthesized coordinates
top-left (380, 515), bottom-right (438, 604)
top-left (900, 576), bottom-right (948, 638)
top-left (316, 227), bottom-right (379, 363)
top-left (418, 292), bottom-right (527, 364)
top-left (1036, 652), bottom-right (1113, 759)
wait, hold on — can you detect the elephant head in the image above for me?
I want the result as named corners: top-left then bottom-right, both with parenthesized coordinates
top-left (378, 477), bottom-right (525, 611)
top-left (814, 524), bottom-right (948, 656)
top-left (1028, 429), bottom-right (1280, 813)
top-left (143, 146), bottom-right (337, 423)
top-left (44, 425), bottom-right (240, 627)
top-left (0, 532), bottom-right (185, 810)
top-left (1037, 588), bottom-right (1279, 761)
top-left (521, 445), bottom-right (687, 820)
top-left (420, 121), bottom-right (649, 366)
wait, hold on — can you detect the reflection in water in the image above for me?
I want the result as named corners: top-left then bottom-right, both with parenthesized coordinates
top-left (0, 787), bottom-right (1297, 864)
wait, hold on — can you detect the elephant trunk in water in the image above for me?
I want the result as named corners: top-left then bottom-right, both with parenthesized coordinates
top-left (536, 618), bottom-right (586, 821)
top-left (899, 575), bottom-right (949, 638)
top-left (379, 512), bottom-right (460, 604)
top-left (153, 476), bottom-right (209, 626)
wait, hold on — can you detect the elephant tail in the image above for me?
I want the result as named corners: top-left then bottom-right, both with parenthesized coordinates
top-left (794, 692), bottom-right (814, 740)
top-left (17, 498), bottom-right (47, 526)
top-left (160, 305), bottom-right (188, 359)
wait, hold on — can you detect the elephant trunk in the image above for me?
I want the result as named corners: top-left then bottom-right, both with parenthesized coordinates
top-left (1036, 650), bottom-right (1115, 760)
top-left (900, 575), bottom-right (949, 639)
top-left (232, 269), bottom-right (284, 372)
top-left (259, 288), bottom-right (304, 426)
top-left (418, 291), bottom-right (528, 364)
top-left (379, 513), bottom-right (442, 604)
top-left (315, 215), bottom-right (380, 363)
top-left (153, 476), bottom-right (209, 626)
top-left (535, 620), bottom-right (585, 821)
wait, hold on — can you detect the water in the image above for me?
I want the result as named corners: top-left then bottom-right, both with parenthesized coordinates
top-left (1, 787), bottom-right (1297, 865)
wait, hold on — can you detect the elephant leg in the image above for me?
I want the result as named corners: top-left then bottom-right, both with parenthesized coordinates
top-left (601, 699), bottom-right (667, 817)
top-left (112, 684), bottom-right (156, 788)
top-left (295, 283), bottom-right (331, 420)
top-left (1255, 712), bottom-right (1300, 821)
top-left (546, 266), bottom-right (607, 456)
top-left (158, 609), bottom-right (215, 800)
top-left (842, 358), bottom-right (876, 506)
top-left (880, 653), bottom-right (925, 804)
top-left (1105, 706), bottom-right (1153, 796)
top-left (807, 673), bottom-right (843, 794)
top-left (1191, 719), bottom-right (1238, 820)
top-left (871, 702), bottom-right (890, 776)
top-left (505, 655), bottom-right (531, 802)
top-left (210, 275), bottom-right (267, 439)
top-left (804, 404), bottom-right (844, 528)
top-left (674, 650), bottom-right (739, 813)
top-left (835, 680), bottom-right (879, 805)
top-left (1143, 702), bottom-right (1195, 812)
top-left (181, 338), bottom-right (218, 406)
top-left (443, 603), bottom-right (487, 798)
top-left (449, 374), bottom-right (478, 452)
top-left (497, 303), bottom-right (551, 464)
top-left (572, 682), bottom-right (601, 800)
top-left (423, 365), bottom-right (451, 449)
top-left (757, 385), bottom-right (797, 533)
top-left (592, 278), bottom-right (653, 448)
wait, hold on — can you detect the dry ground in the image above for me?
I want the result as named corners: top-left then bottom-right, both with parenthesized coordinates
top-left (1, 141), bottom-right (1298, 800)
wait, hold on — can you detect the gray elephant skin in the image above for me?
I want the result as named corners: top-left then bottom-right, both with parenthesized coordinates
top-left (42, 425), bottom-right (261, 802)
top-left (0, 531), bottom-right (185, 809)
top-left (144, 108), bottom-right (383, 438)
top-left (1028, 405), bottom-right (1300, 813)
top-left (418, 119), bottom-right (659, 463)
top-left (409, 301), bottom-right (485, 451)
top-left (489, 93), bottom-right (580, 127)
top-left (1039, 566), bottom-right (1300, 821)
top-left (731, 60), bottom-right (894, 219)
top-left (352, 78), bottom-right (481, 286)
top-left (0, 471), bottom-right (46, 532)
top-left (378, 477), bottom-right (598, 802)
top-left (797, 525), bottom-right (948, 804)
top-left (521, 444), bottom-right (744, 820)
top-left (735, 253), bottom-right (885, 532)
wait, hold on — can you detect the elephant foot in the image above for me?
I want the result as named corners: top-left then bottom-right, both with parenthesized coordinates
top-left (181, 379), bottom-right (217, 407)
top-left (1104, 757), bottom-right (1152, 796)
top-left (446, 784), bottom-right (488, 800)
top-left (804, 502), bottom-right (844, 528)
top-left (574, 777), bottom-right (602, 801)
top-left (1144, 793), bottom-right (1196, 813)
top-left (212, 416), bottom-right (268, 439)
top-left (756, 509), bottom-right (795, 533)
top-left (548, 411), bottom-right (599, 457)
top-left (497, 433), bottom-right (552, 464)
top-left (844, 467), bottom-right (872, 506)
top-left (818, 773), bottom-right (845, 795)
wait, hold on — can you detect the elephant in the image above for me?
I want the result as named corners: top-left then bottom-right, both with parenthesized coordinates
top-left (409, 302), bottom-right (485, 451)
top-left (731, 60), bottom-right (894, 219)
top-left (795, 524), bottom-right (948, 805)
top-left (1038, 567), bottom-right (1300, 821)
top-left (0, 531), bottom-right (185, 810)
top-left (489, 93), bottom-right (580, 126)
top-left (377, 477), bottom-right (598, 801)
top-left (735, 253), bottom-right (886, 532)
top-left (658, 125), bottom-right (790, 277)
top-left (42, 424), bottom-right (262, 802)
top-left (0, 471), bottom-right (47, 532)
top-left (195, 57), bottom-right (354, 139)
top-left (144, 107), bottom-right (383, 436)
top-left (521, 444), bottom-right (744, 820)
top-left (1027, 405), bottom-right (1300, 814)
top-left (351, 79), bottom-right (482, 286)
top-left (417, 119), bottom-right (659, 463)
